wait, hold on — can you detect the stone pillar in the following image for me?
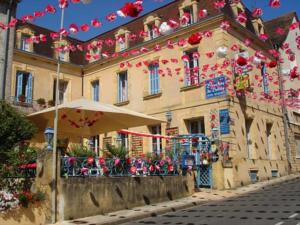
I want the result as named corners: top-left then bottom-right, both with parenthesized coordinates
top-left (35, 150), bottom-right (62, 223)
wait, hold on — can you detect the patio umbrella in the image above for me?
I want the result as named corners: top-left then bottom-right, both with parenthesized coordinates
top-left (28, 98), bottom-right (165, 141)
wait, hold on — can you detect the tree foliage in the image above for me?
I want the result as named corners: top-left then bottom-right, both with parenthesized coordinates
top-left (0, 101), bottom-right (36, 161)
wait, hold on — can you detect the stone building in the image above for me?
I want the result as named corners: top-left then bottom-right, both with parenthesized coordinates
top-left (0, 0), bottom-right (19, 100)
top-left (265, 12), bottom-right (300, 172)
top-left (6, 0), bottom-right (294, 189)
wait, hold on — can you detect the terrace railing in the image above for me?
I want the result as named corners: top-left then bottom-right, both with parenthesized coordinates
top-left (61, 157), bottom-right (181, 177)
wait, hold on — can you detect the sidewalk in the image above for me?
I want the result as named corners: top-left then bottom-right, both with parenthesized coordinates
top-left (55, 173), bottom-right (300, 225)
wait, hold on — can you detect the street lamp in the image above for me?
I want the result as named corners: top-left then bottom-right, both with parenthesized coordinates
top-left (44, 128), bottom-right (54, 150)
top-left (52, 0), bottom-right (92, 223)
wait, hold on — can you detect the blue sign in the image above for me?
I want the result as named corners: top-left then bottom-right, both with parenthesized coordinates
top-left (219, 109), bottom-right (230, 135)
top-left (205, 76), bottom-right (227, 99)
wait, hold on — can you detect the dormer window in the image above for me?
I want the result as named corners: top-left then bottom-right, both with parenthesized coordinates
top-left (16, 27), bottom-right (34, 52)
top-left (54, 40), bottom-right (70, 62)
top-left (144, 15), bottom-right (161, 41)
top-left (20, 34), bottom-right (30, 51)
top-left (115, 29), bottom-right (129, 52)
top-left (179, 0), bottom-right (199, 27)
top-left (147, 23), bottom-right (159, 40)
top-left (183, 7), bottom-right (194, 26)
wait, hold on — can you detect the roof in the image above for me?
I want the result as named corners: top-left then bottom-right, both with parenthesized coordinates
top-left (14, 0), bottom-right (265, 66)
top-left (264, 12), bottom-right (298, 46)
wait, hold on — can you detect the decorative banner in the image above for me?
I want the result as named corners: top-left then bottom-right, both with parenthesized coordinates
top-left (210, 109), bottom-right (219, 140)
top-left (219, 109), bottom-right (230, 135)
top-left (205, 76), bottom-right (227, 99)
top-left (234, 64), bottom-right (250, 91)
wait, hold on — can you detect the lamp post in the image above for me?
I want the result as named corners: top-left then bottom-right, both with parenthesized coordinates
top-left (52, 1), bottom-right (92, 223)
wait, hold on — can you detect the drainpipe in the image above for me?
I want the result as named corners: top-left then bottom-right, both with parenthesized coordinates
top-left (1, 0), bottom-right (13, 100)
top-left (81, 67), bottom-right (84, 97)
top-left (276, 45), bottom-right (291, 173)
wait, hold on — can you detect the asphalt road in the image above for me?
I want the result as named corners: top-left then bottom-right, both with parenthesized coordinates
top-left (123, 177), bottom-right (300, 225)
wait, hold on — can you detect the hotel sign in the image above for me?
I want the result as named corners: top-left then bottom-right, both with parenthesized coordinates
top-left (205, 76), bottom-right (227, 99)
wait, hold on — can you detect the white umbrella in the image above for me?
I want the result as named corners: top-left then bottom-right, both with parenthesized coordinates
top-left (28, 98), bottom-right (164, 140)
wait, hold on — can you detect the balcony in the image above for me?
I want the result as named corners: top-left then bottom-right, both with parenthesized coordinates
top-left (6, 96), bottom-right (48, 114)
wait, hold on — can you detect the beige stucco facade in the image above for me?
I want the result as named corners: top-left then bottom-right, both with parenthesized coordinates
top-left (7, 1), bottom-right (295, 190)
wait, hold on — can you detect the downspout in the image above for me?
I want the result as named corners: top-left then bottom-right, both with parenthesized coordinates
top-left (276, 44), bottom-right (292, 173)
top-left (1, 0), bottom-right (13, 100)
top-left (81, 67), bottom-right (84, 97)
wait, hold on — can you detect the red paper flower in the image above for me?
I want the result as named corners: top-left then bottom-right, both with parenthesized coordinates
top-left (130, 166), bottom-right (137, 174)
top-left (269, 0), bottom-right (281, 8)
top-left (268, 61), bottom-right (277, 68)
top-left (236, 56), bottom-right (248, 66)
top-left (91, 19), bottom-right (102, 28)
top-left (117, 2), bottom-right (143, 18)
top-left (80, 24), bottom-right (89, 32)
top-left (45, 4), bottom-right (56, 14)
top-left (188, 33), bottom-right (202, 45)
top-left (58, 0), bottom-right (68, 9)
top-left (252, 8), bottom-right (263, 17)
top-left (69, 23), bottom-right (79, 33)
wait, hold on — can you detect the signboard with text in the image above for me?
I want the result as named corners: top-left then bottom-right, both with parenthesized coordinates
top-left (205, 76), bottom-right (227, 99)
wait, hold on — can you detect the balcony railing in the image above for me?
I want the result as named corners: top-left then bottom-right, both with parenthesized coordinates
top-left (6, 96), bottom-right (47, 114)
top-left (61, 157), bottom-right (180, 177)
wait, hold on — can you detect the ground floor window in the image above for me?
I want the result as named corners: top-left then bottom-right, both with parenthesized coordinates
top-left (117, 132), bottom-right (128, 150)
top-left (187, 118), bottom-right (205, 134)
top-left (149, 125), bottom-right (162, 155)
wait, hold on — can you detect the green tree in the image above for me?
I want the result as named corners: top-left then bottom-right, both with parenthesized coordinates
top-left (0, 101), bottom-right (36, 161)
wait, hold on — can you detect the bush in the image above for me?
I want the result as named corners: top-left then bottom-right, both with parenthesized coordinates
top-left (105, 144), bottom-right (127, 159)
top-left (68, 144), bottom-right (96, 157)
top-left (36, 98), bottom-right (46, 105)
top-left (0, 101), bottom-right (36, 162)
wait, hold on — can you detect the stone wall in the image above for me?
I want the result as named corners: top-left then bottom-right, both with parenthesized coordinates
top-left (57, 174), bottom-right (194, 221)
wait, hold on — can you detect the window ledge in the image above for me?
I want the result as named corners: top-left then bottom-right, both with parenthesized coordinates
top-left (180, 84), bottom-right (201, 92)
top-left (114, 100), bottom-right (130, 106)
top-left (143, 92), bottom-right (162, 100)
top-left (296, 156), bottom-right (300, 159)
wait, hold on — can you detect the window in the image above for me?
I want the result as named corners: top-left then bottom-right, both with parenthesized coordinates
top-left (149, 63), bottom-right (160, 95)
top-left (261, 63), bottom-right (269, 95)
top-left (117, 133), bottom-right (128, 149)
top-left (119, 40), bottom-right (126, 51)
top-left (91, 80), bottom-right (99, 102)
top-left (147, 23), bottom-right (158, 40)
top-left (266, 123), bottom-right (273, 160)
top-left (183, 7), bottom-right (194, 26)
top-left (53, 79), bottom-right (68, 105)
top-left (15, 71), bottom-right (33, 104)
top-left (184, 49), bottom-right (200, 86)
top-left (20, 34), bottom-right (30, 51)
top-left (245, 118), bottom-right (253, 159)
top-left (117, 71), bottom-right (128, 103)
top-left (89, 135), bottom-right (100, 155)
top-left (188, 118), bottom-right (205, 134)
top-left (59, 51), bottom-right (66, 62)
top-left (150, 125), bottom-right (162, 155)
top-left (295, 135), bottom-right (300, 158)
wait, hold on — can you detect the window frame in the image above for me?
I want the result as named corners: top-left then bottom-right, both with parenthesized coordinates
top-left (91, 80), bottom-right (100, 102)
top-left (149, 63), bottom-right (160, 95)
top-left (117, 71), bottom-right (128, 103)
top-left (183, 49), bottom-right (200, 87)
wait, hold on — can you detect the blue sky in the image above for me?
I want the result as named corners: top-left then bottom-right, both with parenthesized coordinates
top-left (17, 0), bottom-right (300, 41)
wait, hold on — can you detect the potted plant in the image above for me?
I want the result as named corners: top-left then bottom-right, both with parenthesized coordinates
top-left (37, 98), bottom-right (46, 108)
top-left (48, 100), bottom-right (55, 107)
top-left (18, 94), bottom-right (26, 103)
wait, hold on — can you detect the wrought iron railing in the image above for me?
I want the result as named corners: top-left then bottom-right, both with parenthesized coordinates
top-left (61, 157), bottom-right (181, 177)
top-left (6, 96), bottom-right (45, 114)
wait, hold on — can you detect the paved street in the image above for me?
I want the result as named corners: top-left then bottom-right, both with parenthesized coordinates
top-left (124, 177), bottom-right (300, 225)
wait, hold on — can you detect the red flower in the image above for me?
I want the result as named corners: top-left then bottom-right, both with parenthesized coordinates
top-left (268, 61), bottom-right (277, 68)
top-left (188, 33), bottom-right (202, 45)
top-left (45, 4), bottom-right (56, 14)
top-left (236, 56), bottom-right (248, 66)
top-left (87, 157), bottom-right (94, 165)
top-left (269, 0), bottom-right (281, 8)
top-left (117, 2), bottom-right (143, 18)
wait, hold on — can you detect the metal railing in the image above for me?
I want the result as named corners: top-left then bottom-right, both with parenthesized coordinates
top-left (61, 157), bottom-right (181, 177)
top-left (6, 96), bottom-right (47, 114)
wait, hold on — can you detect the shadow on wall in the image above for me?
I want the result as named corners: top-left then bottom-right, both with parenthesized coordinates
top-left (0, 206), bottom-right (47, 225)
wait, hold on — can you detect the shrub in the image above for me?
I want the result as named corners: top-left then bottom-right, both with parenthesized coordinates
top-left (68, 144), bottom-right (96, 157)
top-left (36, 98), bottom-right (46, 106)
top-left (105, 144), bottom-right (127, 159)
top-left (0, 101), bottom-right (36, 163)
top-left (47, 100), bottom-right (55, 107)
